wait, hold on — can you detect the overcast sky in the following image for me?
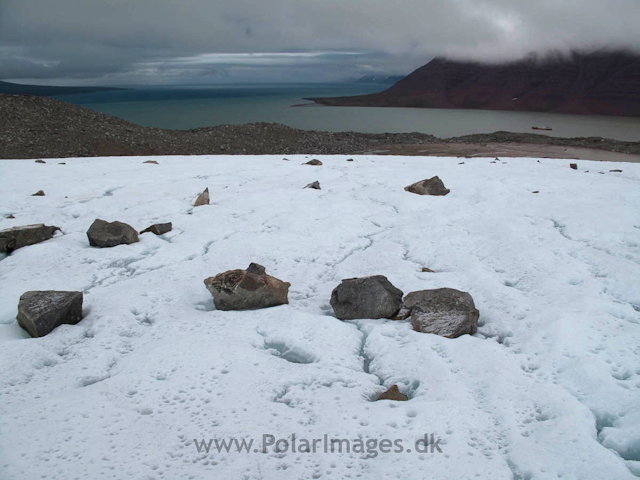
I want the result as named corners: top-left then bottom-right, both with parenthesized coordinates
top-left (1, 0), bottom-right (639, 85)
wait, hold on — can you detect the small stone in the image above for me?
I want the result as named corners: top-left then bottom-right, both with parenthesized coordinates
top-left (421, 267), bottom-right (435, 273)
top-left (330, 276), bottom-right (403, 320)
top-left (404, 176), bottom-right (450, 196)
top-left (194, 188), bottom-right (210, 207)
top-left (377, 385), bottom-right (408, 401)
top-left (59, 162), bottom-right (66, 165)
top-left (204, 263), bottom-right (290, 311)
top-left (140, 222), bottom-right (172, 235)
top-left (7, 214), bottom-right (15, 219)
top-left (391, 307), bottom-right (411, 321)
top-left (144, 160), bottom-right (159, 164)
top-left (346, 158), bottom-right (354, 162)
top-left (86, 219), bottom-right (139, 248)
top-left (532, 191), bottom-right (539, 194)
top-left (304, 159), bottom-right (323, 166)
top-left (283, 158), bottom-right (290, 161)
top-left (17, 291), bottom-right (83, 338)
top-left (458, 162), bottom-right (465, 164)
top-left (304, 181), bottom-right (321, 190)
top-left (35, 159), bottom-right (46, 164)
top-left (0, 224), bottom-right (61, 253)
top-left (610, 169), bottom-right (623, 173)
top-left (32, 190), bottom-right (45, 196)
top-left (570, 163), bottom-right (578, 170)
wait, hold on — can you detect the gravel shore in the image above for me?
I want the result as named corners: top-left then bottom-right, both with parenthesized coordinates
top-left (2, 94), bottom-right (639, 159)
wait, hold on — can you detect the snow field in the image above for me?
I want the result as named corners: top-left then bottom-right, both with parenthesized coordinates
top-left (0, 154), bottom-right (639, 479)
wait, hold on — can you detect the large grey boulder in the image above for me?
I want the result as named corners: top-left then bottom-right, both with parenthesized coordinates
top-left (330, 275), bottom-right (403, 320)
top-left (204, 263), bottom-right (290, 311)
top-left (0, 224), bottom-right (60, 253)
top-left (403, 288), bottom-right (479, 338)
top-left (17, 291), bottom-right (83, 338)
top-left (140, 222), bottom-right (172, 235)
top-left (86, 219), bottom-right (139, 248)
top-left (404, 176), bottom-right (450, 196)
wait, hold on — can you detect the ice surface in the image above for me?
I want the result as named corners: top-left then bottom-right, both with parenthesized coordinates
top-left (0, 154), bottom-right (639, 479)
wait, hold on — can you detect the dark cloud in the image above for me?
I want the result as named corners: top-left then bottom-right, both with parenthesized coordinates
top-left (1, 0), bottom-right (639, 84)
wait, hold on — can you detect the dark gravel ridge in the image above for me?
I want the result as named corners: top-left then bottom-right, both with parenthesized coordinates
top-left (1, 94), bottom-right (639, 159)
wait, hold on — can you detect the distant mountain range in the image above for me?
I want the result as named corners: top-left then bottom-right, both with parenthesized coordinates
top-left (355, 75), bottom-right (405, 85)
top-left (312, 51), bottom-right (640, 117)
top-left (0, 81), bottom-right (125, 96)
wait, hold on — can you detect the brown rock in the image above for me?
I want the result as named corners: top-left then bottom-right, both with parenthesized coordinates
top-left (204, 263), bottom-right (290, 311)
top-left (421, 267), bottom-right (435, 273)
top-left (304, 159), bottom-right (323, 166)
top-left (7, 214), bottom-right (15, 219)
top-left (144, 160), bottom-right (159, 164)
top-left (532, 191), bottom-right (539, 194)
top-left (404, 176), bottom-right (450, 196)
top-left (377, 385), bottom-right (408, 401)
top-left (194, 187), bottom-right (210, 207)
top-left (32, 190), bottom-right (45, 196)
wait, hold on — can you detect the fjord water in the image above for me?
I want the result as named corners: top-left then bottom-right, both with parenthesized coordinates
top-left (57, 84), bottom-right (640, 141)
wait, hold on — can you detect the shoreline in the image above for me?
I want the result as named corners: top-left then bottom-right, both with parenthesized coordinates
top-left (2, 94), bottom-right (640, 160)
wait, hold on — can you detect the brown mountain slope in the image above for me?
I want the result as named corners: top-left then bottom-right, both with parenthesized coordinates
top-left (310, 51), bottom-right (640, 117)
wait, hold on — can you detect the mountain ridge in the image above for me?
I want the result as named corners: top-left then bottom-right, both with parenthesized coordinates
top-left (310, 50), bottom-right (640, 117)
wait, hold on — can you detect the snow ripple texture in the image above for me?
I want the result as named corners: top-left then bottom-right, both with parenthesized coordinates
top-left (0, 155), bottom-right (639, 479)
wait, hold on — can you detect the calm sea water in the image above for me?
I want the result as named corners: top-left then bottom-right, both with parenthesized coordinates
top-left (56, 84), bottom-right (640, 142)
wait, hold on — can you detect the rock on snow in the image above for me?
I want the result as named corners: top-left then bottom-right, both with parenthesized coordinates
top-left (0, 154), bottom-right (639, 480)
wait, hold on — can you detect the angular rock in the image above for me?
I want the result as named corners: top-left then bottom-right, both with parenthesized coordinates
top-left (32, 190), bottom-right (45, 196)
top-left (377, 385), bottom-right (408, 401)
top-left (144, 160), bottom-right (159, 164)
top-left (421, 267), bottom-right (435, 273)
top-left (140, 222), bottom-right (172, 235)
top-left (204, 263), bottom-right (290, 311)
top-left (17, 291), bottom-right (83, 338)
top-left (570, 163), bottom-right (578, 170)
top-left (304, 159), bottom-right (323, 166)
top-left (404, 288), bottom-right (479, 338)
top-left (0, 224), bottom-right (60, 253)
top-left (304, 181), bottom-right (321, 190)
top-left (330, 275), bottom-right (403, 320)
top-left (404, 176), bottom-right (450, 196)
top-left (35, 159), bottom-right (46, 164)
top-left (194, 187), bottom-right (210, 207)
top-left (86, 219), bottom-right (139, 248)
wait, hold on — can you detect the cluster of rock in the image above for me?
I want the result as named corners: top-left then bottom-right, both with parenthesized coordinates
top-left (9, 173), bottom-right (470, 404)
top-left (330, 276), bottom-right (478, 338)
